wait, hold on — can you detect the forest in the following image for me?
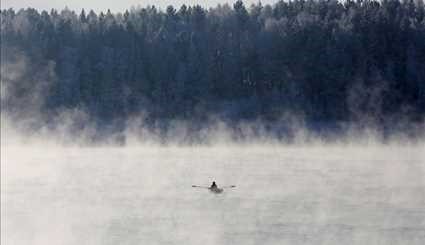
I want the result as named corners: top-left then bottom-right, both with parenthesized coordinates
top-left (1, 0), bottom-right (425, 140)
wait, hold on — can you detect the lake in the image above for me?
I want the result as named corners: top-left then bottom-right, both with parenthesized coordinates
top-left (2, 145), bottom-right (424, 245)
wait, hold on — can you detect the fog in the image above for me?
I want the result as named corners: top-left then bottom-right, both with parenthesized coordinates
top-left (1, 48), bottom-right (424, 245)
top-left (2, 119), bottom-right (425, 245)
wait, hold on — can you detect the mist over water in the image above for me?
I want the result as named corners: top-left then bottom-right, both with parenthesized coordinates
top-left (1, 63), bottom-right (425, 244)
top-left (2, 127), bottom-right (425, 245)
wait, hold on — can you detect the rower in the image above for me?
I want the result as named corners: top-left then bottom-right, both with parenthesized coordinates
top-left (210, 181), bottom-right (217, 189)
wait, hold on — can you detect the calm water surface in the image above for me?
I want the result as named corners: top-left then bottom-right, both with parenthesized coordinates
top-left (2, 145), bottom-right (425, 245)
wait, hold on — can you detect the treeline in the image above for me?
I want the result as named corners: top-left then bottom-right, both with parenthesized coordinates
top-left (1, 0), bottom-right (425, 133)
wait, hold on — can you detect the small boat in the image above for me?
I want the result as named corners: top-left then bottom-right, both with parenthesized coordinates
top-left (209, 187), bottom-right (223, 194)
top-left (192, 184), bottom-right (235, 194)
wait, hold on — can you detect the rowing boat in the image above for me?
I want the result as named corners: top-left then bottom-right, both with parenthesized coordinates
top-left (192, 185), bottom-right (235, 194)
top-left (209, 187), bottom-right (223, 194)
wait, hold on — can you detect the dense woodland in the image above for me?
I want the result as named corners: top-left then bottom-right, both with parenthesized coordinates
top-left (1, 0), bottom-right (425, 138)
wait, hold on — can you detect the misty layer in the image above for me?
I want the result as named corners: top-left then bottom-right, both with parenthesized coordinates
top-left (1, 0), bottom-right (425, 144)
top-left (2, 146), bottom-right (425, 245)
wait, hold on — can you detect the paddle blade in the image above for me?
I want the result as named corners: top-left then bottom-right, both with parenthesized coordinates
top-left (192, 185), bottom-right (209, 188)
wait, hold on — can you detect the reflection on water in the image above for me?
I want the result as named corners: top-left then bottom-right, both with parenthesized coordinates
top-left (2, 146), bottom-right (425, 245)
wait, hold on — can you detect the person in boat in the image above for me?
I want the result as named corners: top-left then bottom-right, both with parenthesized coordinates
top-left (210, 181), bottom-right (217, 189)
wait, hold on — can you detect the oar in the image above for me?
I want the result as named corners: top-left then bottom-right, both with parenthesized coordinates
top-left (192, 185), bottom-right (210, 189)
top-left (192, 185), bottom-right (236, 189)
